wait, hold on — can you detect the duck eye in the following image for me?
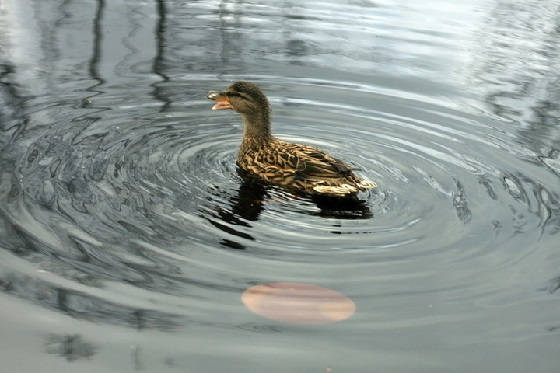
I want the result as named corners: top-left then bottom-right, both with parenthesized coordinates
top-left (226, 91), bottom-right (252, 101)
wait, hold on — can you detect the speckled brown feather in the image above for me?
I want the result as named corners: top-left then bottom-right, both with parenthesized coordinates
top-left (237, 137), bottom-right (376, 197)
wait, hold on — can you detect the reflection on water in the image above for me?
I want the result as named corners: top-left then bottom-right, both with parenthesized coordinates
top-left (1, 0), bottom-right (560, 372)
top-left (470, 0), bottom-right (560, 160)
top-left (46, 334), bottom-right (96, 361)
top-left (204, 179), bottom-right (266, 249)
top-left (204, 177), bottom-right (373, 249)
top-left (1, 272), bottom-right (180, 329)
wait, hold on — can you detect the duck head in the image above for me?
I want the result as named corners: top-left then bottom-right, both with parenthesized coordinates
top-left (208, 81), bottom-right (269, 113)
top-left (208, 81), bottom-right (271, 139)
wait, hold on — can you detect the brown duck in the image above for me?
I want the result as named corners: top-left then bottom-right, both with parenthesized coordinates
top-left (208, 81), bottom-right (376, 197)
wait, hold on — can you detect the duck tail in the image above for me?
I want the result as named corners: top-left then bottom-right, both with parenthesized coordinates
top-left (312, 184), bottom-right (358, 197)
top-left (356, 179), bottom-right (377, 190)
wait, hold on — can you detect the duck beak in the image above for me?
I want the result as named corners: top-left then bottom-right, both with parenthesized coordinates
top-left (207, 91), bottom-right (233, 110)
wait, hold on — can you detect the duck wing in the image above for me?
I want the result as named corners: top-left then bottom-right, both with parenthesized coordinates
top-left (238, 139), bottom-right (376, 196)
top-left (239, 141), bottom-right (351, 178)
top-left (286, 144), bottom-right (355, 181)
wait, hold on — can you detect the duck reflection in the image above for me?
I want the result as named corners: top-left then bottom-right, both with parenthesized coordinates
top-left (204, 178), bottom-right (266, 250)
top-left (311, 194), bottom-right (373, 219)
top-left (204, 173), bottom-right (372, 250)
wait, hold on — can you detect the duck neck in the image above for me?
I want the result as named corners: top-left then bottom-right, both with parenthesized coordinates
top-left (241, 112), bottom-right (272, 144)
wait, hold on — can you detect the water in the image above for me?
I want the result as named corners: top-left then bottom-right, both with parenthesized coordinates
top-left (1, 0), bottom-right (559, 372)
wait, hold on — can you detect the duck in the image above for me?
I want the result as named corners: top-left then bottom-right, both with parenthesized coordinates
top-left (207, 81), bottom-right (376, 198)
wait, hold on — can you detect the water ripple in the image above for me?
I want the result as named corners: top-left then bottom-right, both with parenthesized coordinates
top-left (1, 1), bottom-right (559, 370)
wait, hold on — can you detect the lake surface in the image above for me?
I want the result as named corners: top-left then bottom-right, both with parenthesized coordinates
top-left (1, 0), bottom-right (559, 372)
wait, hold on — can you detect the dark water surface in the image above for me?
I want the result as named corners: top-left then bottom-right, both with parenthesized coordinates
top-left (1, 0), bottom-right (560, 372)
